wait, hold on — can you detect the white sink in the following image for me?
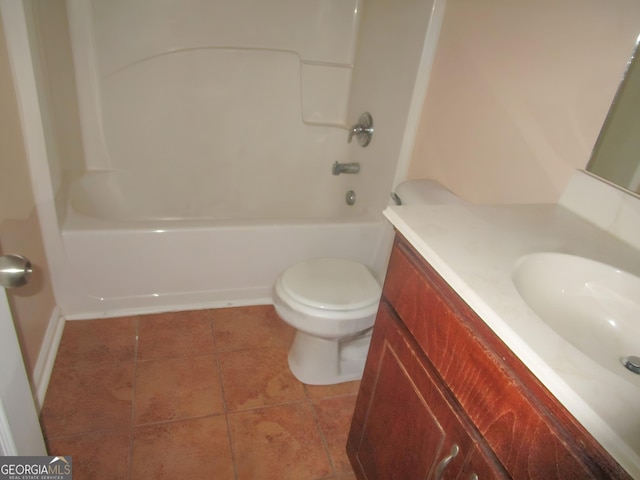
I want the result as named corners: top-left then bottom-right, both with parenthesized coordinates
top-left (512, 252), bottom-right (640, 385)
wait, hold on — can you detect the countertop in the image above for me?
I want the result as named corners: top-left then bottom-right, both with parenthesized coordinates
top-left (384, 202), bottom-right (640, 478)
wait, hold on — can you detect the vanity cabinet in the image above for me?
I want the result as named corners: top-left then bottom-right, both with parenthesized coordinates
top-left (347, 234), bottom-right (631, 479)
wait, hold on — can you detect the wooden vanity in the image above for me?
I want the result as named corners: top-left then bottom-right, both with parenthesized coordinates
top-left (346, 233), bottom-right (631, 479)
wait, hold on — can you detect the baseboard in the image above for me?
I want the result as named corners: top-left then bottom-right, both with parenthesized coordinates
top-left (32, 306), bottom-right (65, 411)
top-left (63, 294), bottom-right (273, 320)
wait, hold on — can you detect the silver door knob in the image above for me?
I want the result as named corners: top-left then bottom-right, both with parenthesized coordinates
top-left (0, 254), bottom-right (32, 288)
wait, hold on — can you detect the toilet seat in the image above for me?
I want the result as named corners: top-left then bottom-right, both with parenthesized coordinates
top-left (278, 258), bottom-right (381, 311)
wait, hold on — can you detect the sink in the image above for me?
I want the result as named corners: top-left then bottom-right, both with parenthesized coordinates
top-left (512, 252), bottom-right (640, 385)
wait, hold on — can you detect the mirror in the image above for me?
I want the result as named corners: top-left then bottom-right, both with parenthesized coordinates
top-left (587, 40), bottom-right (640, 196)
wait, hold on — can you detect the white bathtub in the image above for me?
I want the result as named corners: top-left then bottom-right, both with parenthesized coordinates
top-left (61, 172), bottom-right (390, 319)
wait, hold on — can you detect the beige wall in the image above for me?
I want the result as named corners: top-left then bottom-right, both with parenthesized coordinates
top-left (408, 0), bottom-right (640, 204)
top-left (0, 14), bottom-right (56, 375)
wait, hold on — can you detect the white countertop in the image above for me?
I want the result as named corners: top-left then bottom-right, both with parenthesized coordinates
top-left (384, 202), bottom-right (640, 478)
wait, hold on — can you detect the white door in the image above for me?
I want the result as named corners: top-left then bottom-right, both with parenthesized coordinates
top-left (0, 283), bottom-right (46, 455)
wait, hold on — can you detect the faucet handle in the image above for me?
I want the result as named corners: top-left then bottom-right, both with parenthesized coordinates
top-left (348, 125), bottom-right (363, 143)
top-left (347, 112), bottom-right (373, 147)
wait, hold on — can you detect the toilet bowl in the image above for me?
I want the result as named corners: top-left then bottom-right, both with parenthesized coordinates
top-left (273, 257), bottom-right (382, 385)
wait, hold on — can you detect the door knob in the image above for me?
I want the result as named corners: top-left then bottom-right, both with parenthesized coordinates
top-left (0, 254), bottom-right (32, 288)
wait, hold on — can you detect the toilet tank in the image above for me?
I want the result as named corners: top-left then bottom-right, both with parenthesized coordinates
top-left (393, 179), bottom-right (462, 206)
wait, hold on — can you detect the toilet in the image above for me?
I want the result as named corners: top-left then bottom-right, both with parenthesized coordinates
top-left (273, 257), bottom-right (381, 385)
top-left (273, 179), bottom-right (462, 385)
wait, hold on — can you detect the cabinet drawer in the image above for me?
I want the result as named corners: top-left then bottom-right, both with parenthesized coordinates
top-left (379, 234), bottom-right (629, 479)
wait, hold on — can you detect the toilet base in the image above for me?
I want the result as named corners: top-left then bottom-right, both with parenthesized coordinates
top-left (287, 330), bottom-right (372, 385)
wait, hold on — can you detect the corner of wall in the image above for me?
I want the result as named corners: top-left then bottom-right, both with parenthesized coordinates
top-left (559, 170), bottom-right (640, 251)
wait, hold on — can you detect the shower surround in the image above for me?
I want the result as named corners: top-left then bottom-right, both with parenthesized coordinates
top-left (67, 0), bottom-right (361, 216)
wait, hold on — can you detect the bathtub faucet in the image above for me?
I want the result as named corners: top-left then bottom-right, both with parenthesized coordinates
top-left (332, 161), bottom-right (360, 175)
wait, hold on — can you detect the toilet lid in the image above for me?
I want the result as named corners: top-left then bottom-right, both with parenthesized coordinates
top-left (279, 258), bottom-right (381, 311)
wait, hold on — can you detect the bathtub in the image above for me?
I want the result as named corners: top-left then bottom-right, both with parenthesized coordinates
top-left (61, 172), bottom-right (390, 319)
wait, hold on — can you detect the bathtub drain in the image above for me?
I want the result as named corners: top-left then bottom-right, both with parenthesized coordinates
top-left (346, 190), bottom-right (356, 206)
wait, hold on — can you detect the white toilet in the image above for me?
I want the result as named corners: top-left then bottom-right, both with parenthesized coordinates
top-left (273, 257), bottom-right (381, 385)
top-left (273, 179), bottom-right (462, 385)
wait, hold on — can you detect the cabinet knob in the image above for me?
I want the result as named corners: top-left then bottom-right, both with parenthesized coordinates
top-left (434, 444), bottom-right (459, 480)
top-left (470, 474), bottom-right (479, 480)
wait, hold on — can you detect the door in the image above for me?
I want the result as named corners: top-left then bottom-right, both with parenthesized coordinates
top-left (348, 303), bottom-right (508, 479)
top-left (0, 283), bottom-right (46, 455)
top-left (0, 1), bottom-right (47, 456)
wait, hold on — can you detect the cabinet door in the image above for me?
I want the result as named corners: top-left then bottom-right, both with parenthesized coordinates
top-left (348, 302), bottom-right (507, 480)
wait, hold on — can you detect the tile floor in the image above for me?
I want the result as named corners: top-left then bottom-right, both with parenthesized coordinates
top-left (40, 305), bottom-right (359, 480)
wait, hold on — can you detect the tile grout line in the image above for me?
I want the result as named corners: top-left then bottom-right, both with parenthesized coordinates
top-left (210, 312), bottom-right (239, 480)
top-left (308, 397), bottom-right (339, 479)
top-left (225, 397), bottom-right (311, 416)
top-left (135, 350), bottom-right (220, 363)
top-left (130, 412), bottom-right (228, 429)
top-left (127, 315), bottom-right (140, 480)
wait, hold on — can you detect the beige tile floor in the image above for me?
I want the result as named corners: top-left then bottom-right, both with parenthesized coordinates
top-left (40, 305), bottom-right (359, 479)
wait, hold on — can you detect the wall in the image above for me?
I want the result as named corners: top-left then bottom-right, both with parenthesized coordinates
top-left (0, 13), bottom-right (56, 375)
top-left (408, 0), bottom-right (640, 204)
